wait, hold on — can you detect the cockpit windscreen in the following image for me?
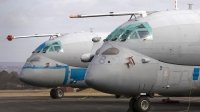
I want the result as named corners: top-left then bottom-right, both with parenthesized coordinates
top-left (106, 22), bottom-right (153, 41)
top-left (33, 41), bottom-right (63, 53)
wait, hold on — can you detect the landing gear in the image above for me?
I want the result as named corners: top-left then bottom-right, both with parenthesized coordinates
top-left (50, 88), bottom-right (64, 99)
top-left (128, 96), bottom-right (151, 112)
top-left (50, 89), bottom-right (56, 99)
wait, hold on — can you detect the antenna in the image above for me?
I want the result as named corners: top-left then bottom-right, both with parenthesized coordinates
top-left (90, 28), bottom-right (94, 32)
top-left (175, 0), bottom-right (178, 10)
top-left (188, 4), bottom-right (193, 10)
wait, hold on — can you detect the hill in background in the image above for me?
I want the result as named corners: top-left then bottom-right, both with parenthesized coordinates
top-left (0, 62), bottom-right (25, 66)
top-left (0, 62), bottom-right (25, 74)
top-left (0, 70), bottom-right (42, 90)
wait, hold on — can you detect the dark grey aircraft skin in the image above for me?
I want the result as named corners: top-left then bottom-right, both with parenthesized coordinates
top-left (83, 10), bottom-right (200, 111)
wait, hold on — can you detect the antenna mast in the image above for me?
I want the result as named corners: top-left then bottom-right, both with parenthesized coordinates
top-left (188, 4), bottom-right (193, 10)
top-left (175, 0), bottom-right (178, 10)
top-left (90, 28), bottom-right (93, 32)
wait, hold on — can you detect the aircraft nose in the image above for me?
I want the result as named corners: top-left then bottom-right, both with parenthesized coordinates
top-left (19, 68), bottom-right (35, 85)
top-left (19, 72), bottom-right (25, 82)
top-left (84, 69), bottom-right (94, 86)
top-left (85, 64), bottom-right (113, 94)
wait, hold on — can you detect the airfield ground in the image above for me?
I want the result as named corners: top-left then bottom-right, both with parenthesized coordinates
top-left (0, 89), bottom-right (200, 112)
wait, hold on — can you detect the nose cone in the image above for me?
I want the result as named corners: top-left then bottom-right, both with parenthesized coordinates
top-left (85, 64), bottom-right (115, 94)
top-left (84, 69), bottom-right (94, 87)
top-left (19, 55), bottom-right (67, 87)
top-left (19, 71), bottom-right (27, 84)
top-left (19, 68), bottom-right (42, 86)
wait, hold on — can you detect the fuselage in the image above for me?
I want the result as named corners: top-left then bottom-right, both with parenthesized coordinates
top-left (85, 9), bottom-right (200, 97)
top-left (105, 9), bottom-right (200, 66)
top-left (20, 32), bottom-right (109, 87)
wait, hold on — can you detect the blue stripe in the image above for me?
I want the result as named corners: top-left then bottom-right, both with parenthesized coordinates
top-left (23, 66), bottom-right (68, 69)
top-left (70, 68), bottom-right (87, 84)
top-left (62, 66), bottom-right (69, 85)
top-left (193, 68), bottom-right (199, 80)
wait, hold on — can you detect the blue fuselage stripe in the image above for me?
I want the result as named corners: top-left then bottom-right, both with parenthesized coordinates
top-left (22, 66), bottom-right (67, 69)
top-left (69, 68), bottom-right (87, 84)
top-left (193, 68), bottom-right (200, 80)
top-left (63, 66), bottom-right (69, 85)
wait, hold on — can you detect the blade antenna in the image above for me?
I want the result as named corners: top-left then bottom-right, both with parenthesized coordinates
top-left (129, 15), bottom-right (133, 21)
top-left (49, 35), bottom-right (53, 40)
top-left (129, 14), bottom-right (138, 21)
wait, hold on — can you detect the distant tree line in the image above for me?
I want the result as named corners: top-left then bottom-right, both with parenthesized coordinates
top-left (0, 70), bottom-right (44, 90)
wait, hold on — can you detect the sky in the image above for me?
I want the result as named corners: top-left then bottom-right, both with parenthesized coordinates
top-left (0, 0), bottom-right (199, 62)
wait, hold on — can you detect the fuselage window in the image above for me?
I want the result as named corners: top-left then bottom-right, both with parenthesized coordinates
top-left (138, 31), bottom-right (150, 39)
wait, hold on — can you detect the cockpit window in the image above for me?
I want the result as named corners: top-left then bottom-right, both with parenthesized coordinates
top-left (43, 46), bottom-right (50, 53)
top-left (48, 47), bottom-right (54, 52)
top-left (106, 22), bottom-right (153, 41)
top-left (52, 42), bottom-right (59, 45)
top-left (34, 42), bottom-right (46, 53)
top-left (110, 29), bottom-right (124, 41)
top-left (34, 40), bottom-right (63, 53)
top-left (138, 31), bottom-right (150, 39)
top-left (136, 24), bottom-right (146, 28)
top-left (120, 30), bottom-right (132, 40)
top-left (54, 46), bottom-right (61, 52)
top-left (129, 32), bottom-right (138, 39)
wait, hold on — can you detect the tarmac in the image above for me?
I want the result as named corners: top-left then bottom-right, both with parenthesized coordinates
top-left (0, 90), bottom-right (200, 112)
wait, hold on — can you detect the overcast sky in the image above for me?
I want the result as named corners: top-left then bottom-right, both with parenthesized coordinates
top-left (0, 0), bottom-right (199, 62)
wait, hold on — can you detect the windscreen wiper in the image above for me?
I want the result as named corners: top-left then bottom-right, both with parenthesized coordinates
top-left (112, 38), bottom-right (117, 41)
top-left (120, 39), bottom-right (126, 42)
